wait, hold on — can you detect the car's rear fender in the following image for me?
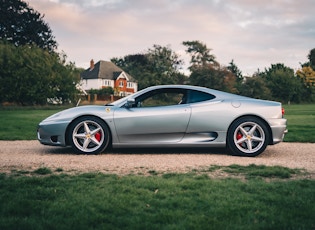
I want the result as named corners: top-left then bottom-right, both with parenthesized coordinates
top-left (227, 115), bottom-right (273, 145)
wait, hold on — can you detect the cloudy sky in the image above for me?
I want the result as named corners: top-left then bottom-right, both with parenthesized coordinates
top-left (27, 0), bottom-right (314, 75)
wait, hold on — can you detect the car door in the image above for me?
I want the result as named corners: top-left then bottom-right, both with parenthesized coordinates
top-left (113, 89), bottom-right (191, 143)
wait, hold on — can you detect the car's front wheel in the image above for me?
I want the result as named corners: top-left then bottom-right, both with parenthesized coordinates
top-left (227, 116), bottom-right (269, 157)
top-left (68, 116), bottom-right (110, 154)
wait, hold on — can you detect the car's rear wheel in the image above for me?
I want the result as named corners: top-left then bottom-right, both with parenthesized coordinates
top-left (227, 116), bottom-right (269, 157)
top-left (68, 116), bottom-right (110, 154)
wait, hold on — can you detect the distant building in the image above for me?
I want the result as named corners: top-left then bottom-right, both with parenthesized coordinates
top-left (80, 59), bottom-right (137, 96)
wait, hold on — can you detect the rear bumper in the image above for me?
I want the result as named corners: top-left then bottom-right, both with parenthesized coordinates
top-left (268, 118), bottom-right (287, 144)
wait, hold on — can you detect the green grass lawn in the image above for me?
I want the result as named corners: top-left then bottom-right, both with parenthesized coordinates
top-left (0, 107), bottom-right (64, 140)
top-left (0, 104), bottom-right (314, 142)
top-left (283, 104), bottom-right (315, 142)
top-left (0, 165), bottom-right (314, 230)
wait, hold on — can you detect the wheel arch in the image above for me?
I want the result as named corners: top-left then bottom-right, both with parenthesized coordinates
top-left (65, 115), bottom-right (112, 146)
top-left (227, 115), bottom-right (273, 145)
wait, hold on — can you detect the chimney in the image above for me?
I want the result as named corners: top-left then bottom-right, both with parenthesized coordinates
top-left (90, 59), bottom-right (94, 70)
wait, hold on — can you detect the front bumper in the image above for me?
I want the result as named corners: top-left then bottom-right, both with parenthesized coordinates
top-left (37, 121), bottom-right (69, 146)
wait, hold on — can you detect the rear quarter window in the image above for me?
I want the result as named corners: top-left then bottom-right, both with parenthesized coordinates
top-left (188, 90), bottom-right (216, 103)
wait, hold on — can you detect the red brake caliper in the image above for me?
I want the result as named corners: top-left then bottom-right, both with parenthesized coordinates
top-left (95, 132), bottom-right (101, 142)
top-left (236, 132), bottom-right (242, 146)
top-left (236, 132), bottom-right (242, 140)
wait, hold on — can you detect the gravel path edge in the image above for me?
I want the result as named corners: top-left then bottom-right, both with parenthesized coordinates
top-left (0, 141), bottom-right (314, 178)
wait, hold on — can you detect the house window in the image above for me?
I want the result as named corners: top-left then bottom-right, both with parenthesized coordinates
top-left (119, 81), bottom-right (124, 87)
top-left (127, 82), bottom-right (133, 88)
top-left (103, 80), bottom-right (111, 86)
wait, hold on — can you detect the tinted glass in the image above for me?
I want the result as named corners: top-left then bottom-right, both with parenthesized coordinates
top-left (188, 90), bottom-right (215, 103)
top-left (134, 88), bottom-right (187, 107)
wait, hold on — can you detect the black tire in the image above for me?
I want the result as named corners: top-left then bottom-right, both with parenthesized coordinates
top-left (68, 116), bottom-right (110, 154)
top-left (227, 116), bottom-right (270, 157)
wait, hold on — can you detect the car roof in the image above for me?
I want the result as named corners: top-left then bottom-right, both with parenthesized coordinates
top-left (145, 85), bottom-right (246, 99)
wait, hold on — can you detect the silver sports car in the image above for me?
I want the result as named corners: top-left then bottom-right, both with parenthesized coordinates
top-left (37, 85), bottom-right (287, 157)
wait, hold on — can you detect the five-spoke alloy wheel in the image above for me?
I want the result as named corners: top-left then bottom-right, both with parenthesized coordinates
top-left (68, 116), bottom-right (110, 154)
top-left (227, 116), bottom-right (269, 157)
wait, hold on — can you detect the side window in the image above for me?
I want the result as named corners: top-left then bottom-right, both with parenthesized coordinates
top-left (188, 90), bottom-right (215, 103)
top-left (134, 89), bottom-right (187, 107)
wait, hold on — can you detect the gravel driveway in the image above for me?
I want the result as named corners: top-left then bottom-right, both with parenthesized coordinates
top-left (0, 141), bottom-right (314, 178)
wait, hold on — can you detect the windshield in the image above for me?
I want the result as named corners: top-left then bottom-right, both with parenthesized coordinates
top-left (106, 95), bottom-right (129, 106)
top-left (107, 86), bottom-right (157, 106)
top-left (106, 92), bottom-right (138, 106)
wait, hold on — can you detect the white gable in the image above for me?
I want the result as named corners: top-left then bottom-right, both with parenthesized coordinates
top-left (117, 72), bottom-right (129, 81)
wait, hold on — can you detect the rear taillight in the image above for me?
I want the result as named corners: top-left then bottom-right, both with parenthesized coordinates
top-left (282, 107), bottom-right (285, 117)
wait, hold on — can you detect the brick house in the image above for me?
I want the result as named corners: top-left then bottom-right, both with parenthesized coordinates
top-left (80, 60), bottom-right (138, 96)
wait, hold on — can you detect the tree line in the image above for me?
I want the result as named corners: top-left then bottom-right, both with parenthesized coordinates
top-left (1, 0), bottom-right (314, 105)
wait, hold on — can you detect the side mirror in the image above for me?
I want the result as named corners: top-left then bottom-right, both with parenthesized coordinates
top-left (125, 98), bottom-right (136, 108)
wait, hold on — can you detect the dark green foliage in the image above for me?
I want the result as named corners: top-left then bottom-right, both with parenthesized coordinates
top-left (261, 64), bottom-right (305, 103)
top-left (228, 59), bottom-right (243, 82)
top-left (238, 76), bottom-right (272, 100)
top-left (89, 87), bottom-right (114, 96)
top-left (189, 64), bottom-right (237, 93)
top-left (308, 48), bottom-right (315, 69)
top-left (111, 44), bottom-right (187, 90)
top-left (0, 0), bottom-right (57, 52)
top-left (0, 1), bottom-right (80, 106)
top-left (0, 42), bottom-right (80, 105)
top-left (183, 41), bottom-right (239, 93)
top-left (182, 40), bottom-right (218, 69)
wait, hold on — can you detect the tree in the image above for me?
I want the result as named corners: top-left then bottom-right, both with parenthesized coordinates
top-left (297, 66), bottom-right (315, 87)
top-left (0, 42), bottom-right (79, 105)
top-left (182, 40), bottom-right (218, 70)
top-left (238, 76), bottom-right (272, 100)
top-left (48, 52), bottom-right (81, 104)
top-left (227, 59), bottom-right (243, 93)
top-left (189, 64), bottom-right (237, 93)
top-left (147, 44), bottom-right (183, 78)
top-left (308, 48), bottom-right (315, 70)
top-left (227, 59), bottom-right (243, 82)
top-left (112, 44), bottom-right (187, 89)
top-left (183, 41), bottom-right (237, 93)
top-left (261, 64), bottom-right (304, 103)
top-left (296, 66), bottom-right (315, 101)
top-left (0, 0), bottom-right (57, 52)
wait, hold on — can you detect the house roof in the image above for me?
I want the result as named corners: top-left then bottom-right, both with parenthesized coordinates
top-left (80, 60), bottom-right (136, 81)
